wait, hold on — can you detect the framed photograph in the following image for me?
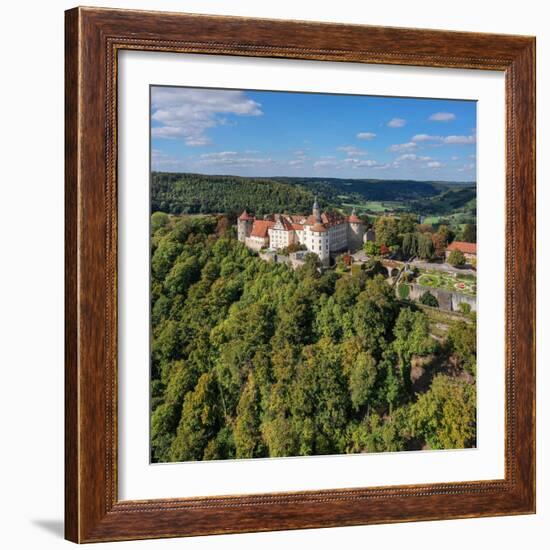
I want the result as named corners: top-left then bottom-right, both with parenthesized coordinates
top-left (65, 7), bottom-right (536, 543)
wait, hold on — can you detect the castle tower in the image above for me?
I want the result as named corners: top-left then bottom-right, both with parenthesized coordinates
top-left (312, 195), bottom-right (322, 223)
top-left (347, 207), bottom-right (365, 251)
top-left (311, 222), bottom-right (330, 266)
top-left (237, 210), bottom-right (254, 243)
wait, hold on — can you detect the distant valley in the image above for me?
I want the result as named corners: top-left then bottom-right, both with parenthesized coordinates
top-left (152, 172), bottom-right (476, 227)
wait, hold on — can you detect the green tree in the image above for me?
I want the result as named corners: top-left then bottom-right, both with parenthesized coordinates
top-left (234, 373), bottom-right (265, 458)
top-left (437, 224), bottom-right (454, 245)
top-left (348, 413), bottom-right (406, 453)
top-left (151, 211), bottom-right (170, 234)
top-left (397, 213), bottom-right (417, 235)
top-left (417, 232), bottom-right (434, 260)
top-left (375, 216), bottom-right (399, 247)
top-left (420, 291), bottom-right (439, 308)
top-left (447, 249), bottom-right (466, 267)
top-left (169, 372), bottom-right (221, 461)
top-left (447, 320), bottom-right (477, 375)
top-left (393, 308), bottom-right (437, 377)
top-left (461, 224), bottom-right (477, 243)
top-left (402, 232), bottom-right (417, 258)
top-left (364, 241), bottom-right (380, 256)
top-left (408, 375), bottom-right (476, 449)
top-left (353, 276), bottom-right (398, 358)
top-left (290, 339), bottom-right (351, 455)
top-left (346, 349), bottom-right (378, 412)
top-left (151, 238), bottom-right (183, 281)
top-left (164, 255), bottom-right (200, 297)
top-left (297, 252), bottom-right (321, 279)
top-left (261, 345), bottom-right (300, 457)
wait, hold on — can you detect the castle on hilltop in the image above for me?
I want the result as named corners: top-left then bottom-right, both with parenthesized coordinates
top-left (237, 197), bottom-right (366, 266)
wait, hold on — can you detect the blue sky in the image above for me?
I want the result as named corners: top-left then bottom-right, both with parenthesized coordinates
top-left (151, 86), bottom-right (476, 181)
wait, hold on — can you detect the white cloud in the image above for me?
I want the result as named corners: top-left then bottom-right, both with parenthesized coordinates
top-left (337, 145), bottom-right (367, 157)
top-left (197, 151), bottom-right (273, 168)
top-left (451, 155), bottom-right (460, 161)
top-left (289, 159), bottom-right (304, 166)
top-left (314, 159), bottom-right (338, 168)
top-left (427, 161), bottom-right (445, 168)
top-left (313, 157), bottom-right (384, 170)
top-left (410, 133), bottom-right (476, 145)
top-left (343, 158), bottom-right (378, 167)
top-left (199, 151), bottom-right (239, 159)
top-left (411, 134), bottom-right (442, 142)
top-left (458, 163), bottom-right (476, 172)
top-left (387, 118), bottom-right (406, 128)
top-left (388, 142), bottom-right (417, 152)
top-left (356, 132), bottom-right (377, 140)
top-left (151, 87), bottom-right (262, 147)
top-left (429, 112), bottom-right (456, 122)
top-left (442, 135), bottom-right (476, 144)
top-left (396, 154), bottom-right (433, 162)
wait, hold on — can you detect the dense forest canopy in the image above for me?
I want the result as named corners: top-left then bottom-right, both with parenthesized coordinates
top-left (151, 172), bottom-right (476, 220)
top-left (151, 172), bottom-right (314, 216)
top-left (275, 176), bottom-right (474, 201)
top-left (150, 214), bottom-right (477, 462)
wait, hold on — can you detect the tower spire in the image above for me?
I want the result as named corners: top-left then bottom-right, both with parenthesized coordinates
top-left (312, 195), bottom-right (321, 223)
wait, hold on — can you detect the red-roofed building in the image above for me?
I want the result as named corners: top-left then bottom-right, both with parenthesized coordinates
top-left (237, 210), bottom-right (255, 243)
top-left (250, 220), bottom-right (274, 238)
top-left (237, 198), bottom-right (366, 265)
top-left (238, 209), bottom-right (253, 221)
top-left (445, 241), bottom-right (477, 262)
top-left (246, 220), bottom-right (275, 251)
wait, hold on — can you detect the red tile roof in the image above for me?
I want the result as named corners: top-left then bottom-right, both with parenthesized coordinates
top-left (280, 217), bottom-right (294, 231)
top-left (321, 212), bottom-right (346, 226)
top-left (250, 220), bottom-right (274, 238)
top-left (238, 210), bottom-right (253, 221)
top-left (304, 212), bottom-right (346, 228)
top-left (447, 241), bottom-right (477, 255)
top-left (311, 223), bottom-right (327, 233)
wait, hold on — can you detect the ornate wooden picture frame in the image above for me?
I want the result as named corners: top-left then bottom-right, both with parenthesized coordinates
top-left (65, 6), bottom-right (535, 543)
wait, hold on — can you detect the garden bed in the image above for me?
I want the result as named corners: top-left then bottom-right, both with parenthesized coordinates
top-left (416, 270), bottom-right (476, 296)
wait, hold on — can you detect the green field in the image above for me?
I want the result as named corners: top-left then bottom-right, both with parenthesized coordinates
top-left (422, 216), bottom-right (441, 225)
top-left (422, 215), bottom-right (473, 228)
top-left (342, 200), bottom-right (405, 213)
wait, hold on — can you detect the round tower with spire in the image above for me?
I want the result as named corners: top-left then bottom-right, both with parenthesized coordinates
top-left (310, 222), bottom-right (329, 266)
top-left (347, 207), bottom-right (365, 251)
top-left (237, 210), bottom-right (254, 243)
top-left (312, 195), bottom-right (322, 223)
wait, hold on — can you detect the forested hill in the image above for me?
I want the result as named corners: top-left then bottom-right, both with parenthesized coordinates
top-left (152, 172), bottom-right (314, 216)
top-left (150, 214), bottom-right (477, 462)
top-left (275, 176), bottom-right (475, 202)
top-left (151, 172), bottom-right (476, 218)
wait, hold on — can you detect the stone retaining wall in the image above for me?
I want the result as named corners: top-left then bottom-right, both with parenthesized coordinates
top-left (405, 283), bottom-right (477, 312)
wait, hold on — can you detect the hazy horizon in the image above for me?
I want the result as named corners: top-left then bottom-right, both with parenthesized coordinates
top-left (150, 169), bottom-right (476, 185)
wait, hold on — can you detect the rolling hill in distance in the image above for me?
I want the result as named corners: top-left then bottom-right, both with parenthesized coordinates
top-left (151, 172), bottom-right (476, 223)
